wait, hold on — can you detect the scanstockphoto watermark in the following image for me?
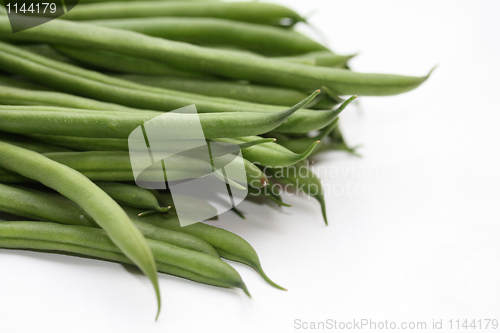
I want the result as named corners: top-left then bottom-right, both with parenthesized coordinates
top-left (254, 160), bottom-right (379, 199)
top-left (294, 318), bottom-right (500, 330)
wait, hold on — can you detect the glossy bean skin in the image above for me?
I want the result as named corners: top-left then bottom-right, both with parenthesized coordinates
top-left (95, 182), bottom-right (169, 214)
top-left (115, 74), bottom-right (336, 109)
top-left (0, 141), bottom-right (161, 315)
top-left (0, 17), bottom-right (430, 96)
top-left (0, 43), bottom-right (336, 133)
top-left (63, 1), bottom-right (304, 26)
top-left (88, 17), bottom-right (326, 56)
top-left (126, 206), bottom-right (285, 290)
top-left (0, 182), bottom-right (220, 256)
top-left (0, 222), bottom-right (248, 294)
top-left (265, 161), bottom-right (328, 225)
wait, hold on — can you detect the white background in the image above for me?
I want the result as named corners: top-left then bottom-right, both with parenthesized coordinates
top-left (1, 1), bottom-right (499, 332)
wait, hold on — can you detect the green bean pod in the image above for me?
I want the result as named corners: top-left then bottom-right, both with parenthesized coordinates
top-left (63, 1), bottom-right (305, 26)
top-left (0, 141), bottom-right (161, 317)
top-left (95, 182), bottom-right (170, 214)
top-left (278, 51), bottom-right (355, 68)
top-left (29, 134), bottom-right (275, 152)
top-left (88, 17), bottom-right (327, 56)
top-left (0, 91), bottom-right (316, 138)
top-left (0, 222), bottom-right (249, 295)
top-left (114, 74), bottom-right (336, 109)
top-left (126, 206), bottom-right (285, 291)
top-left (52, 45), bottom-right (214, 77)
top-left (0, 84), bottom-right (141, 111)
top-left (265, 161), bottom-right (328, 225)
top-left (218, 136), bottom-right (319, 168)
top-left (0, 17), bottom-right (431, 95)
top-left (0, 237), bottom-right (236, 289)
top-left (0, 182), bottom-right (220, 256)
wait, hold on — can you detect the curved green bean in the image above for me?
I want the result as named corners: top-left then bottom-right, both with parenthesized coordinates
top-left (0, 182), bottom-right (219, 256)
top-left (95, 182), bottom-right (170, 214)
top-left (265, 161), bottom-right (328, 225)
top-left (0, 237), bottom-right (236, 289)
top-left (63, 1), bottom-right (304, 26)
top-left (0, 141), bottom-right (161, 317)
top-left (52, 45), bottom-right (214, 77)
top-left (127, 205), bottom-right (285, 291)
top-left (87, 17), bottom-right (327, 56)
top-left (114, 74), bottom-right (336, 109)
top-left (218, 136), bottom-right (319, 168)
top-left (0, 222), bottom-right (248, 294)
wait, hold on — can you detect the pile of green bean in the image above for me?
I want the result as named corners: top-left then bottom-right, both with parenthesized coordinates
top-left (0, 1), bottom-right (430, 318)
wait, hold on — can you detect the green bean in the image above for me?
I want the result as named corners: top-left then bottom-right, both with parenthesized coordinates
top-left (20, 44), bottom-right (82, 66)
top-left (126, 205), bottom-right (285, 290)
top-left (53, 45), bottom-right (214, 77)
top-left (278, 51), bottom-right (355, 68)
top-left (63, 1), bottom-right (304, 26)
top-left (0, 183), bottom-right (96, 226)
top-left (0, 141), bottom-right (161, 317)
top-left (0, 42), bottom-right (335, 133)
top-left (0, 237), bottom-right (236, 289)
top-left (0, 222), bottom-right (249, 294)
top-left (0, 150), bottom-right (252, 190)
top-left (0, 131), bottom-right (71, 153)
top-left (32, 134), bottom-right (131, 151)
top-left (29, 134), bottom-right (275, 152)
top-left (53, 45), bottom-right (329, 77)
top-left (0, 84), bottom-right (141, 110)
top-left (265, 161), bottom-right (328, 225)
top-left (218, 137), bottom-right (318, 168)
top-left (0, 182), bottom-right (219, 256)
top-left (0, 91), bottom-right (317, 138)
top-left (87, 17), bottom-right (327, 56)
top-left (273, 119), bottom-right (359, 156)
top-left (114, 74), bottom-right (336, 109)
top-left (95, 182), bottom-right (170, 215)
top-left (0, 17), bottom-right (431, 95)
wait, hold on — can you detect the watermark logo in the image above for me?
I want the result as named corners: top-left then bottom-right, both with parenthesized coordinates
top-left (3, 0), bottom-right (79, 32)
top-left (128, 105), bottom-right (248, 227)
